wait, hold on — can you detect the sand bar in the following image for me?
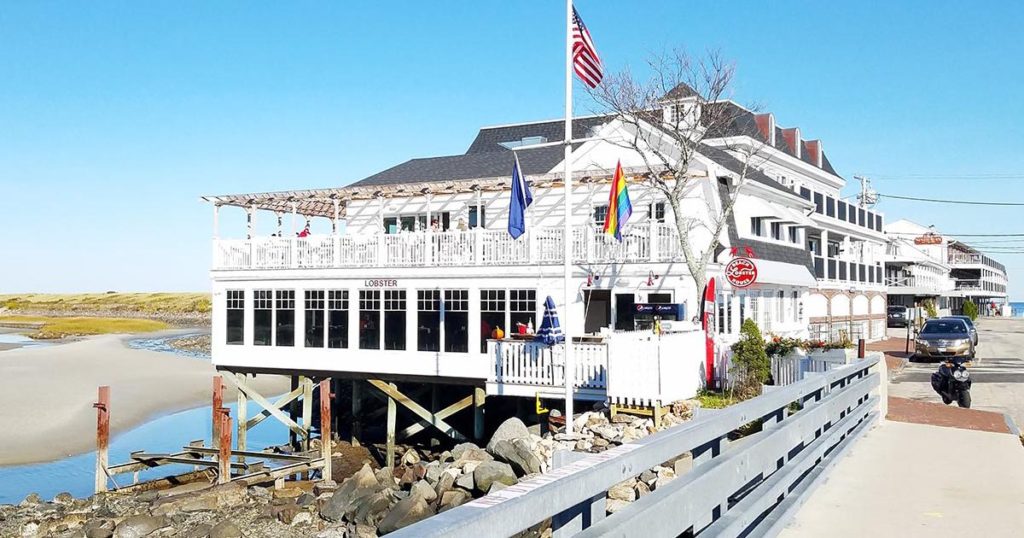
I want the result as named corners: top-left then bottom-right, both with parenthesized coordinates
top-left (0, 334), bottom-right (288, 466)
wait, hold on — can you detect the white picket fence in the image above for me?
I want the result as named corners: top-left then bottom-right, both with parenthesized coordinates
top-left (771, 349), bottom-right (853, 386)
top-left (488, 340), bottom-right (608, 391)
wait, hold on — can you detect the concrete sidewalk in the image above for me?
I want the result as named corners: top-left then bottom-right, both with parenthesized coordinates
top-left (781, 420), bottom-right (1024, 537)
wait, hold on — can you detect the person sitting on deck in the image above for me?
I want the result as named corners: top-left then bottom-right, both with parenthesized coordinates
top-left (298, 223), bottom-right (311, 237)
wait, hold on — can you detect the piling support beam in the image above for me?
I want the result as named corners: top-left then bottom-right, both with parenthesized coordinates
top-left (218, 408), bottom-right (232, 484)
top-left (320, 379), bottom-right (334, 484)
top-left (473, 386), bottom-right (486, 442)
top-left (289, 376), bottom-right (299, 449)
top-left (236, 374), bottom-right (248, 463)
top-left (351, 380), bottom-right (363, 447)
top-left (386, 383), bottom-right (397, 469)
top-left (94, 386), bottom-right (110, 494)
top-left (212, 376), bottom-right (223, 448)
top-left (301, 376), bottom-right (313, 451)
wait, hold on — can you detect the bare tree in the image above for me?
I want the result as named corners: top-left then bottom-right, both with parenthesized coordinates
top-left (588, 49), bottom-right (768, 300)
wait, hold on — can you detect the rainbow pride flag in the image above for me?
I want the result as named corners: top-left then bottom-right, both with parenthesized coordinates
top-left (603, 160), bottom-right (633, 241)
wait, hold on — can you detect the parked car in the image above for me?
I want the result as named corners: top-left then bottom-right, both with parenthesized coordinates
top-left (914, 318), bottom-right (975, 361)
top-left (943, 315), bottom-right (979, 346)
top-left (887, 305), bottom-right (910, 328)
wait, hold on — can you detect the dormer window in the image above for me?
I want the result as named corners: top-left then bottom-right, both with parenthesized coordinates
top-left (499, 136), bottom-right (548, 150)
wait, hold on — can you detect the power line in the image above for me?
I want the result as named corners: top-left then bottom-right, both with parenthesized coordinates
top-left (863, 173), bottom-right (1024, 181)
top-left (878, 193), bottom-right (1024, 206)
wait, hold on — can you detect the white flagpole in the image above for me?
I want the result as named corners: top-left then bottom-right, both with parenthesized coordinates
top-left (562, 0), bottom-right (575, 434)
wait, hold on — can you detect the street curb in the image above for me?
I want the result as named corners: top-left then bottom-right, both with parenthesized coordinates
top-left (1003, 413), bottom-right (1021, 437)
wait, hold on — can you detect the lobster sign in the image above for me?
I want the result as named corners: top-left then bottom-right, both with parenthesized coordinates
top-left (725, 257), bottom-right (758, 288)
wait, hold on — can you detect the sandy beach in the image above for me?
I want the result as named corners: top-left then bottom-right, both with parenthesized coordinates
top-left (0, 333), bottom-right (289, 466)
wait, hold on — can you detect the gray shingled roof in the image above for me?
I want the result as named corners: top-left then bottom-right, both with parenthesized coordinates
top-left (466, 116), bottom-right (609, 154)
top-left (719, 184), bottom-right (815, 271)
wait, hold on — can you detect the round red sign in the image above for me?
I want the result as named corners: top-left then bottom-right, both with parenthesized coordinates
top-left (725, 257), bottom-right (758, 288)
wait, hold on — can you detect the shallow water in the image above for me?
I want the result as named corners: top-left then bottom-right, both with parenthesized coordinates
top-left (0, 401), bottom-right (289, 504)
top-left (126, 333), bottom-right (210, 360)
top-left (0, 333), bottom-right (51, 350)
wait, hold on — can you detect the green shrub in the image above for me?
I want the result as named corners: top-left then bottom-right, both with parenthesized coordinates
top-left (963, 301), bottom-right (978, 321)
top-left (922, 299), bottom-right (938, 319)
top-left (730, 318), bottom-right (770, 397)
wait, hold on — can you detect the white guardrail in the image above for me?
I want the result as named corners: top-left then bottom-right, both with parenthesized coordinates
top-left (393, 353), bottom-right (884, 538)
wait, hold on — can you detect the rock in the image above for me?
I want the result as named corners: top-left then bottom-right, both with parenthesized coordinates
top-left (486, 417), bottom-right (531, 452)
top-left (208, 520), bottom-right (242, 538)
top-left (183, 523), bottom-right (212, 538)
top-left (52, 492), bottom-right (74, 505)
top-left (84, 519), bottom-right (115, 538)
top-left (377, 495), bottom-right (434, 534)
top-left (296, 492), bottom-right (317, 507)
top-left (350, 490), bottom-right (396, 526)
top-left (315, 529), bottom-right (349, 538)
top-left (634, 480), bottom-right (651, 498)
top-left (459, 460), bottom-right (482, 475)
top-left (291, 511), bottom-right (314, 526)
top-left (398, 466), bottom-right (419, 488)
top-left (455, 472), bottom-right (475, 491)
top-left (473, 461), bottom-right (517, 493)
top-left (401, 449), bottom-right (421, 465)
top-left (320, 464), bottom-right (386, 522)
top-left (454, 447), bottom-right (493, 465)
top-left (608, 480), bottom-right (637, 502)
top-left (434, 468), bottom-right (460, 497)
top-left (19, 492), bottom-right (42, 506)
top-left (488, 482), bottom-right (508, 494)
top-left (272, 502), bottom-right (303, 524)
top-left (622, 426), bottom-right (643, 442)
top-left (424, 462), bottom-right (443, 484)
top-left (549, 409), bottom-right (562, 418)
top-left (410, 480), bottom-right (437, 502)
top-left (574, 439), bottom-right (592, 451)
top-left (439, 490), bottom-right (471, 512)
top-left (673, 453), bottom-right (694, 476)
top-left (592, 437), bottom-right (610, 449)
top-left (654, 467), bottom-right (676, 490)
top-left (113, 515), bottom-right (166, 538)
top-left (135, 491), bottom-right (160, 503)
top-left (273, 485), bottom-right (305, 499)
top-left (451, 442), bottom-right (479, 460)
top-left (590, 424), bottom-right (623, 442)
top-left (353, 524), bottom-right (378, 538)
top-left (606, 498), bottom-right (631, 514)
top-left (438, 450), bottom-right (454, 463)
top-left (248, 486), bottom-right (272, 501)
top-left (376, 467), bottom-right (398, 489)
top-left (639, 470), bottom-right (657, 487)
top-left (489, 439), bottom-right (543, 476)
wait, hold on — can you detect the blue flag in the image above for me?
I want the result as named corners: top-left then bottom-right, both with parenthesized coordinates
top-left (507, 153), bottom-right (533, 239)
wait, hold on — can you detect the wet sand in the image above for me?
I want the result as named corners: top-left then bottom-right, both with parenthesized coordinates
top-left (0, 334), bottom-right (288, 466)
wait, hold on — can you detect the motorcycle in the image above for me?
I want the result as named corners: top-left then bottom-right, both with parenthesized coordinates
top-left (930, 358), bottom-right (972, 408)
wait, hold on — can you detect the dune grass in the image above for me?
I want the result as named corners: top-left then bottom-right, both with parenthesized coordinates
top-left (0, 315), bottom-right (170, 339)
top-left (0, 292), bottom-right (211, 315)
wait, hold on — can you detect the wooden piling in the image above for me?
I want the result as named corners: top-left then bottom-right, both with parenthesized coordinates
top-left (236, 374), bottom-right (247, 463)
top-left (218, 408), bottom-right (232, 484)
top-left (858, 338), bottom-right (866, 359)
top-left (319, 379), bottom-right (333, 483)
top-left (212, 376), bottom-right (223, 448)
top-left (351, 380), bottom-right (362, 447)
top-left (386, 383), bottom-right (397, 469)
top-left (473, 386), bottom-right (486, 442)
top-left (94, 386), bottom-right (110, 494)
top-left (301, 376), bottom-right (313, 451)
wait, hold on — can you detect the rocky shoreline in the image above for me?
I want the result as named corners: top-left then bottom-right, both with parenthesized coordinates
top-left (0, 403), bottom-right (699, 537)
top-left (167, 334), bottom-right (212, 356)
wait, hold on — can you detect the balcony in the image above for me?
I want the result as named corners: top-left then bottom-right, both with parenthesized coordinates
top-left (213, 223), bottom-right (687, 271)
top-left (813, 255), bottom-right (883, 287)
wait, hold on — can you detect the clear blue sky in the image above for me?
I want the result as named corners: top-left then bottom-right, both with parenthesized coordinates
top-left (2, 1), bottom-right (1023, 299)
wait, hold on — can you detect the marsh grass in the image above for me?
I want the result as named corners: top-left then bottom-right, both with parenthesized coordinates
top-left (0, 315), bottom-right (170, 339)
top-left (0, 293), bottom-right (211, 315)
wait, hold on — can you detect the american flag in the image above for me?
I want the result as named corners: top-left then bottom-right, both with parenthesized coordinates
top-left (572, 6), bottom-right (603, 88)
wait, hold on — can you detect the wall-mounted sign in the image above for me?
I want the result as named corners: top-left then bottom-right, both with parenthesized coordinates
top-left (913, 234), bottom-right (942, 245)
top-left (725, 257), bottom-right (758, 288)
top-left (363, 279), bottom-right (398, 288)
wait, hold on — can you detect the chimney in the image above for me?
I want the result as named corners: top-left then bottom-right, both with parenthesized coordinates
top-left (804, 140), bottom-right (823, 167)
top-left (753, 113), bottom-right (776, 146)
top-left (780, 127), bottom-right (801, 159)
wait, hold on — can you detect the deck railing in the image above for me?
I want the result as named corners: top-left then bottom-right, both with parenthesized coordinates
top-left (488, 340), bottom-right (608, 391)
top-left (213, 223), bottom-right (681, 270)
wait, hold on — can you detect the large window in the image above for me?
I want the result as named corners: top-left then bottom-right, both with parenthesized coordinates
top-left (417, 290), bottom-right (441, 352)
top-left (444, 290), bottom-right (469, 353)
top-left (384, 290), bottom-right (407, 351)
top-left (647, 202), bottom-right (666, 223)
top-left (305, 290), bottom-right (325, 347)
top-left (510, 289), bottom-right (537, 332)
top-left (359, 290), bottom-right (381, 349)
top-left (226, 290), bottom-right (244, 345)
top-left (275, 290), bottom-right (295, 347)
top-left (328, 290), bottom-right (349, 348)
top-left (481, 289), bottom-right (506, 352)
top-left (254, 290), bottom-right (272, 346)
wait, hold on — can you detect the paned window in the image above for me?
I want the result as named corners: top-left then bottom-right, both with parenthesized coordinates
top-left (254, 290), bottom-right (273, 346)
top-left (359, 290), bottom-right (381, 350)
top-left (384, 290), bottom-right (407, 351)
top-left (305, 290), bottom-right (325, 347)
top-left (509, 289), bottom-right (537, 332)
top-left (417, 290), bottom-right (441, 352)
top-left (328, 290), bottom-right (349, 348)
top-left (275, 290), bottom-right (295, 347)
top-left (226, 290), bottom-right (244, 345)
top-left (444, 290), bottom-right (469, 353)
top-left (480, 289), bottom-right (506, 353)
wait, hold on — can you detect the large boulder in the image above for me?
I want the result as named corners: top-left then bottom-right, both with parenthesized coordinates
top-left (410, 480), bottom-right (437, 503)
top-left (451, 442), bottom-right (480, 461)
top-left (489, 438), bottom-right (542, 476)
top-left (486, 417), bottom-right (531, 452)
top-left (113, 515), bottom-right (167, 538)
top-left (208, 520), bottom-right (242, 538)
top-left (439, 490), bottom-right (471, 512)
top-left (377, 495), bottom-right (435, 534)
top-left (320, 463), bottom-right (386, 522)
top-left (473, 461), bottom-right (517, 493)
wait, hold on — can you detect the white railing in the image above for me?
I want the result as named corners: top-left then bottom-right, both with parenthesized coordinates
top-left (606, 330), bottom-right (705, 406)
top-left (488, 340), bottom-right (608, 391)
top-left (212, 222), bottom-right (686, 270)
top-left (770, 349), bottom-right (852, 386)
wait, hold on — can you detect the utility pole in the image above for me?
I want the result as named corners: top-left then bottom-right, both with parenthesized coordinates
top-left (854, 175), bottom-right (878, 208)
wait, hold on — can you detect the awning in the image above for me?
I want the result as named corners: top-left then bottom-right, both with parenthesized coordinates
top-left (719, 259), bottom-right (816, 289)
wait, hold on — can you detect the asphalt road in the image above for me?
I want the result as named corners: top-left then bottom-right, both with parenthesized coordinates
top-left (889, 316), bottom-right (1024, 430)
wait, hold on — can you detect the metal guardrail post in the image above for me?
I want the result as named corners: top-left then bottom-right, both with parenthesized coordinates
top-left (551, 450), bottom-right (605, 537)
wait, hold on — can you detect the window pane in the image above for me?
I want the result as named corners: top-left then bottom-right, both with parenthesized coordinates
top-left (384, 290), bottom-right (407, 351)
top-left (226, 290), bottom-right (244, 345)
top-left (509, 289), bottom-right (536, 333)
top-left (359, 290), bottom-right (380, 350)
top-left (480, 289), bottom-right (506, 353)
top-left (417, 290), bottom-right (440, 352)
top-left (444, 290), bottom-right (469, 353)
top-left (275, 290), bottom-right (295, 347)
top-left (304, 290), bottom-right (325, 348)
top-left (328, 290), bottom-right (349, 348)
top-left (254, 289), bottom-right (272, 346)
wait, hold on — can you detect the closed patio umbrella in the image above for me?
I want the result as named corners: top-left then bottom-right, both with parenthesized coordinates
top-left (535, 296), bottom-right (565, 346)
